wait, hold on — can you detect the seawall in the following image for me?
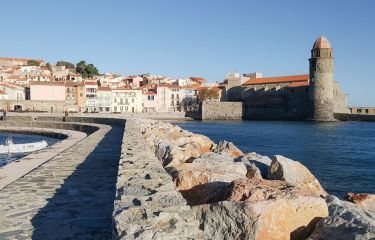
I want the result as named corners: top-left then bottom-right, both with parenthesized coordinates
top-left (112, 119), bottom-right (203, 239)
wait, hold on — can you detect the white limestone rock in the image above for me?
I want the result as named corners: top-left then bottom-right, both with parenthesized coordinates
top-left (267, 155), bottom-right (327, 197)
top-left (307, 195), bottom-right (375, 240)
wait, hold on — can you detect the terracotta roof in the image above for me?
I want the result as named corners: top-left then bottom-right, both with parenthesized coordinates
top-left (30, 81), bottom-right (65, 86)
top-left (0, 82), bottom-right (24, 90)
top-left (0, 90), bottom-right (5, 95)
top-left (0, 57), bottom-right (44, 63)
top-left (98, 86), bottom-right (112, 91)
top-left (157, 84), bottom-right (182, 89)
top-left (144, 91), bottom-right (157, 96)
top-left (135, 84), bottom-right (156, 90)
top-left (313, 36), bottom-right (332, 49)
top-left (242, 74), bottom-right (309, 86)
top-left (190, 77), bottom-right (207, 83)
top-left (84, 82), bottom-right (98, 86)
top-left (287, 81), bottom-right (310, 87)
top-left (112, 86), bottom-right (131, 90)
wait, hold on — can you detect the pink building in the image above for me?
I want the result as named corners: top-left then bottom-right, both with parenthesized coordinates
top-left (30, 81), bottom-right (66, 101)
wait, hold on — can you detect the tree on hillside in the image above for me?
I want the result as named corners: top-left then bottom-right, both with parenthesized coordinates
top-left (56, 61), bottom-right (75, 69)
top-left (198, 88), bottom-right (219, 101)
top-left (46, 62), bottom-right (52, 72)
top-left (76, 60), bottom-right (99, 78)
top-left (27, 60), bottom-right (41, 66)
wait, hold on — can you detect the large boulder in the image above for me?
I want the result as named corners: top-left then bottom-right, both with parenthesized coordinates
top-left (174, 134), bottom-right (214, 154)
top-left (215, 140), bottom-right (244, 158)
top-left (267, 155), bottom-right (327, 197)
top-left (235, 152), bottom-right (272, 178)
top-left (193, 178), bottom-right (328, 240)
top-left (167, 156), bottom-right (247, 205)
top-left (345, 192), bottom-right (375, 212)
top-left (154, 140), bottom-right (203, 167)
top-left (307, 195), bottom-right (375, 240)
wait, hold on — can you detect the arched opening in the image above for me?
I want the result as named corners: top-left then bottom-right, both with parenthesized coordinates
top-left (14, 105), bottom-right (22, 112)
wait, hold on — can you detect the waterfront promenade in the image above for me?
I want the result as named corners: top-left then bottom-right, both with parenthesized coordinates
top-left (0, 122), bottom-right (124, 239)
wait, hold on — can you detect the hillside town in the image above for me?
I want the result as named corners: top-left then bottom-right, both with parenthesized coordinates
top-left (0, 57), bottom-right (226, 113)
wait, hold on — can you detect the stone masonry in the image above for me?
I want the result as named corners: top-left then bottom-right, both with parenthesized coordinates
top-left (0, 121), bottom-right (124, 239)
top-left (112, 119), bottom-right (203, 239)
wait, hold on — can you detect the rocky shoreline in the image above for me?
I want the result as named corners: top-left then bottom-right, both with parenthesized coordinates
top-left (118, 118), bottom-right (375, 239)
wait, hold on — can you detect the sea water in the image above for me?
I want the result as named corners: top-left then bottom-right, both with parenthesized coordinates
top-left (176, 120), bottom-right (375, 197)
top-left (0, 133), bottom-right (60, 167)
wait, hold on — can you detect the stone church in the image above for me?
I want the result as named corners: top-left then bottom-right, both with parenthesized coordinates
top-left (222, 36), bottom-right (349, 121)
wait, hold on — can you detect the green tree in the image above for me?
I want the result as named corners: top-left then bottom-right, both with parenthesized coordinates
top-left (75, 60), bottom-right (99, 78)
top-left (56, 61), bottom-right (75, 69)
top-left (27, 60), bottom-right (41, 66)
top-left (46, 62), bottom-right (52, 71)
top-left (198, 88), bottom-right (220, 101)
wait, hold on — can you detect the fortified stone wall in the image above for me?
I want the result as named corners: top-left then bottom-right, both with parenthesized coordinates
top-left (0, 100), bottom-right (66, 113)
top-left (243, 87), bottom-right (310, 120)
top-left (201, 101), bottom-right (242, 120)
top-left (334, 113), bottom-right (375, 122)
top-left (112, 119), bottom-right (203, 239)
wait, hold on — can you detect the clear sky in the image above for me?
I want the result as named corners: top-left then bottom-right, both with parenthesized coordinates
top-left (0, 0), bottom-right (374, 106)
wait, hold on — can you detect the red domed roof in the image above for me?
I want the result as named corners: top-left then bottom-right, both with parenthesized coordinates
top-left (313, 36), bottom-right (332, 49)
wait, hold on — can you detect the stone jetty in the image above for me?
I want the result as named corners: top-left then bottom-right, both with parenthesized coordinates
top-left (0, 115), bottom-right (374, 239)
top-left (128, 118), bottom-right (375, 240)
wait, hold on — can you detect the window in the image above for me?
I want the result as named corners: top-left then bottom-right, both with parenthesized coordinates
top-left (132, 98), bottom-right (134, 103)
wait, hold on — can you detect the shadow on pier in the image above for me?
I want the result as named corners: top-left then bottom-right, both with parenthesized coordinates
top-left (31, 125), bottom-right (124, 240)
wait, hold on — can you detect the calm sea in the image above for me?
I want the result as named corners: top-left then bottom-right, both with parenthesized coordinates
top-left (176, 120), bottom-right (375, 197)
top-left (0, 133), bottom-right (60, 167)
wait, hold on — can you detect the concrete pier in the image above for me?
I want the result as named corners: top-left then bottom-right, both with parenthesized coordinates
top-left (0, 121), bottom-right (124, 239)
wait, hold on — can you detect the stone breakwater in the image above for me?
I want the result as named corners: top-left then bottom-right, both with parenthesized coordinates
top-left (113, 119), bottom-right (203, 239)
top-left (122, 118), bottom-right (375, 240)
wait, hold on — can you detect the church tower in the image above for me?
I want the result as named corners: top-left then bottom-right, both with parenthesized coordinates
top-left (308, 36), bottom-right (335, 121)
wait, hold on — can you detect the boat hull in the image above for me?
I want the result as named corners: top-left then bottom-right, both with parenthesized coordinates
top-left (0, 140), bottom-right (48, 154)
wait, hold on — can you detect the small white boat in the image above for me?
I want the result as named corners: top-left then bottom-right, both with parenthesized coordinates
top-left (0, 137), bottom-right (48, 154)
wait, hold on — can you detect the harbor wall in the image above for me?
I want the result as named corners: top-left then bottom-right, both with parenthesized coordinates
top-left (112, 119), bottom-right (203, 239)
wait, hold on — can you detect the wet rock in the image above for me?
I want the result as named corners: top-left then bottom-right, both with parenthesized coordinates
top-left (345, 192), bottom-right (375, 212)
top-left (215, 140), bottom-right (244, 158)
top-left (267, 155), bottom-right (327, 197)
top-left (193, 178), bottom-right (328, 240)
top-left (235, 152), bottom-right (271, 178)
top-left (307, 195), bottom-right (375, 240)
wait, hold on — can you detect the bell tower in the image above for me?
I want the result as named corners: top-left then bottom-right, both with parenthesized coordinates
top-left (308, 36), bottom-right (335, 121)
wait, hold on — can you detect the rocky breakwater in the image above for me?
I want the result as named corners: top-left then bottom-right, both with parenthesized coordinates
top-left (134, 118), bottom-right (375, 240)
top-left (135, 119), bottom-right (315, 239)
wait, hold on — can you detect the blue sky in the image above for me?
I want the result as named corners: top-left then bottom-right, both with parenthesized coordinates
top-left (0, 0), bottom-right (374, 106)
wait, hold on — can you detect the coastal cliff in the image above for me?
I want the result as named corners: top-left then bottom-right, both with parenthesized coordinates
top-left (114, 118), bottom-right (375, 240)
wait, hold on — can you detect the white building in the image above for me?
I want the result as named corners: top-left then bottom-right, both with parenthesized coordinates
top-left (84, 82), bottom-right (98, 112)
top-left (111, 87), bottom-right (142, 113)
top-left (97, 86), bottom-right (112, 113)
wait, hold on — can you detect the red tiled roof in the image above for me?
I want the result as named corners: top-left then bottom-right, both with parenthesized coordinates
top-left (98, 86), bottom-right (112, 91)
top-left (157, 84), bottom-right (182, 89)
top-left (242, 74), bottom-right (309, 86)
top-left (30, 81), bottom-right (65, 86)
top-left (84, 82), bottom-right (97, 86)
top-left (190, 77), bottom-right (207, 82)
top-left (112, 86), bottom-right (131, 90)
top-left (144, 91), bottom-right (156, 95)
top-left (0, 57), bottom-right (44, 63)
top-left (0, 90), bottom-right (5, 94)
top-left (288, 81), bottom-right (310, 88)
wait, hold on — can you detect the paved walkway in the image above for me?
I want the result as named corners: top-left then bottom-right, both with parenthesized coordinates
top-left (0, 124), bottom-right (124, 240)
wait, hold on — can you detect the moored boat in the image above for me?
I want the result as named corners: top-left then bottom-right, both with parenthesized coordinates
top-left (0, 138), bottom-right (48, 154)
